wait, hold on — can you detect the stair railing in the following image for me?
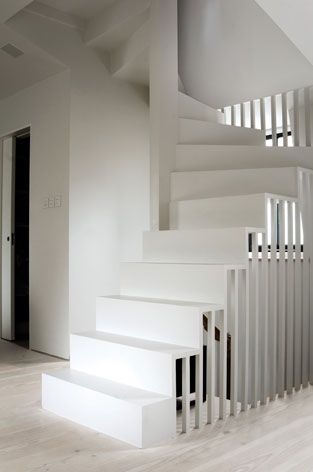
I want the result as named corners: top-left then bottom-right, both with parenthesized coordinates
top-left (220, 85), bottom-right (313, 147)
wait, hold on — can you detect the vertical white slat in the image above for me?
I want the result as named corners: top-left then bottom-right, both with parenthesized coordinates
top-left (282, 92), bottom-right (288, 147)
top-left (182, 356), bottom-right (190, 433)
top-left (241, 268), bottom-right (249, 412)
top-left (304, 87), bottom-right (312, 147)
top-left (240, 102), bottom-right (246, 127)
top-left (308, 174), bottom-right (313, 384)
top-left (251, 232), bottom-right (259, 408)
top-left (293, 89), bottom-right (300, 147)
top-left (207, 311), bottom-right (216, 424)
top-left (270, 199), bottom-right (278, 400)
top-left (261, 230), bottom-right (269, 404)
top-left (271, 95), bottom-right (278, 146)
top-left (278, 200), bottom-right (286, 397)
top-left (231, 105), bottom-right (236, 126)
top-left (219, 307), bottom-right (227, 420)
top-left (195, 352), bottom-right (203, 429)
top-left (294, 201), bottom-right (302, 391)
top-left (301, 173), bottom-right (310, 388)
top-left (250, 100), bottom-right (256, 129)
top-left (286, 201), bottom-right (294, 394)
top-left (230, 270), bottom-right (239, 416)
top-left (260, 97), bottom-right (266, 131)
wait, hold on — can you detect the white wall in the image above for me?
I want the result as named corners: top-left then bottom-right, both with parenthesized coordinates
top-left (8, 10), bottom-right (150, 336)
top-left (0, 70), bottom-right (71, 358)
top-left (178, 0), bottom-right (313, 108)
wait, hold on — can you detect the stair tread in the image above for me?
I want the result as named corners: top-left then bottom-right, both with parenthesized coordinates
top-left (73, 330), bottom-right (201, 356)
top-left (45, 368), bottom-right (170, 405)
top-left (101, 294), bottom-right (221, 310)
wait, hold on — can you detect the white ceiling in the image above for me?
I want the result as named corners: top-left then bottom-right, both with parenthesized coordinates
top-left (0, 0), bottom-right (33, 23)
top-left (39, 0), bottom-right (116, 20)
top-left (179, 0), bottom-right (313, 108)
top-left (0, 23), bottom-right (65, 100)
top-left (255, 0), bottom-right (313, 67)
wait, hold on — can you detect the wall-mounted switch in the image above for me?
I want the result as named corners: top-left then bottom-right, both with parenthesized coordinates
top-left (55, 195), bottom-right (62, 208)
top-left (48, 197), bottom-right (54, 208)
top-left (43, 197), bottom-right (49, 209)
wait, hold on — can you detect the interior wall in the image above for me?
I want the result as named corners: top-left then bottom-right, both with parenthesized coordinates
top-left (0, 70), bottom-right (71, 358)
top-left (8, 10), bottom-right (150, 336)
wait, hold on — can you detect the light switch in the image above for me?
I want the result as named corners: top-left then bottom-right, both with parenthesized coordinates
top-left (43, 197), bottom-right (49, 209)
top-left (55, 195), bottom-right (62, 208)
top-left (48, 197), bottom-right (54, 208)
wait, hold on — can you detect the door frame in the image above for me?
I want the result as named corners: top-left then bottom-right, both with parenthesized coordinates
top-left (1, 128), bottom-right (30, 341)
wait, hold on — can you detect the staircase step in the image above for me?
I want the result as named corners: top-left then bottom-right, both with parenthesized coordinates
top-left (175, 145), bottom-right (313, 172)
top-left (70, 330), bottom-right (199, 396)
top-left (171, 167), bottom-right (299, 201)
top-left (170, 193), bottom-right (296, 230)
top-left (143, 227), bottom-right (261, 264)
top-left (96, 296), bottom-right (218, 348)
top-left (178, 119), bottom-right (265, 145)
top-left (178, 92), bottom-right (225, 124)
top-left (42, 368), bottom-right (175, 448)
top-left (120, 262), bottom-right (242, 304)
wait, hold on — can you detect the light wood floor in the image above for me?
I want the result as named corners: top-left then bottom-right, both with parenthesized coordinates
top-left (1, 339), bottom-right (313, 472)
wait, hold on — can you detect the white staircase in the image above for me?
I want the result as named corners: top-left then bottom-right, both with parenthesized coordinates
top-left (43, 11), bottom-right (313, 446)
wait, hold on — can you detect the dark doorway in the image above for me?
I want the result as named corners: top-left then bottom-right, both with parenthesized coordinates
top-left (13, 133), bottom-right (30, 347)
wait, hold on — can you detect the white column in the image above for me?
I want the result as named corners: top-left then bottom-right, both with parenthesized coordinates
top-left (293, 89), bottom-right (300, 146)
top-left (150, 0), bottom-right (178, 230)
top-left (304, 87), bottom-right (312, 147)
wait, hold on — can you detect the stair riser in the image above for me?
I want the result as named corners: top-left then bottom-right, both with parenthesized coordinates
top-left (120, 263), bottom-right (227, 304)
top-left (96, 298), bottom-right (202, 348)
top-left (70, 334), bottom-right (175, 396)
top-left (179, 119), bottom-right (265, 145)
top-left (175, 146), bottom-right (313, 172)
top-left (42, 374), bottom-right (175, 448)
top-left (170, 194), bottom-right (267, 230)
top-left (171, 168), bottom-right (298, 201)
top-left (143, 229), bottom-right (249, 264)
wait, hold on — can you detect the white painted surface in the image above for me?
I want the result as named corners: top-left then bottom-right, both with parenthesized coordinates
top-left (70, 331), bottom-right (197, 396)
top-left (171, 168), bottom-right (299, 201)
top-left (255, 0), bottom-right (313, 68)
top-left (0, 0), bottom-right (33, 23)
top-left (0, 72), bottom-right (70, 358)
top-left (8, 10), bottom-right (150, 335)
top-left (143, 228), bottom-right (252, 264)
top-left (170, 194), bottom-right (267, 230)
top-left (120, 262), bottom-right (231, 304)
top-left (175, 145), bottom-right (313, 172)
top-left (96, 295), bottom-right (213, 348)
top-left (178, 119), bottom-right (264, 145)
top-left (84, 0), bottom-right (150, 50)
top-left (178, 0), bottom-right (313, 108)
top-left (0, 23), bottom-right (65, 101)
top-left (178, 93), bottom-right (225, 124)
top-left (150, 0), bottom-right (178, 230)
top-left (1, 138), bottom-right (14, 340)
top-left (42, 369), bottom-right (175, 448)
top-left (39, 0), bottom-right (116, 20)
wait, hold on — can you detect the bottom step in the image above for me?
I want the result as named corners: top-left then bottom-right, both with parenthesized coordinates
top-left (42, 369), bottom-right (175, 448)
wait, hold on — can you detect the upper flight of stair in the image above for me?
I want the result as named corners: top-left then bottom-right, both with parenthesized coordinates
top-left (84, 0), bottom-right (151, 86)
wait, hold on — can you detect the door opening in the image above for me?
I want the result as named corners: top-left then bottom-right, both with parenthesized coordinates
top-left (14, 133), bottom-right (30, 347)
